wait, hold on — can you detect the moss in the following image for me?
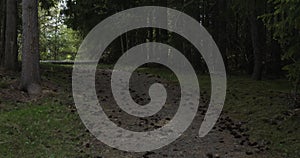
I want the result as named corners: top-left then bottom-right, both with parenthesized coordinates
top-left (0, 81), bottom-right (9, 89)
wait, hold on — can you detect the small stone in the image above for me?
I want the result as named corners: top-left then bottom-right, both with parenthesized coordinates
top-left (246, 151), bottom-right (253, 155)
top-left (248, 141), bottom-right (258, 146)
top-left (85, 143), bottom-right (90, 148)
top-left (206, 153), bottom-right (213, 158)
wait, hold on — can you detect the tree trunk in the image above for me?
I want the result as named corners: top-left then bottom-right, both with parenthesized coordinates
top-left (21, 0), bottom-right (41, 95)
top-left (192, 2), bottom-right (204, 72)
top-left (158, 0), bottom-right (168, 63)
top-left (0, 0), bottom-right (6, 67)
top-left (269, 38), bottom-right (282, 77)
top-left (215, 0), bottom-right (228, 73)
top-left (249, 8), bottom-right (265, 80)
top-left (4, 0), bottom-right (18, 71)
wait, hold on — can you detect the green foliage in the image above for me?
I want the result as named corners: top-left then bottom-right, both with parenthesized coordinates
top-left (40, 0), bottom-right (57, 10)
top-left (261, 0), bottom-right (300, 93)
top-left (63, 0), bottom-right (141, 35)
top-left (61, 0), bottom-right (296, 80)
top-left (39, 2), bottom-right (82, 60)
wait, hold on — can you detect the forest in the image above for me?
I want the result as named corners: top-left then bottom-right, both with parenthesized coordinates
top-left (0, 0), bottom-right (299, 157)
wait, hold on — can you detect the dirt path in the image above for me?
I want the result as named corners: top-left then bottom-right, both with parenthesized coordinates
top-left (75, 69), bottom-right (274, 158)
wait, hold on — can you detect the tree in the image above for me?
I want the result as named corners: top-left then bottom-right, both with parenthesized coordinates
top-left (261, 0), bottom-right (300, 105)
top-left (248, 1), bottom-right (266, 80)
top-left (212, 0), bottom-right (229, 72)
top-left (21, 0), bottom-right (41, 95)
top-left (39, 2), bottom-right (81, 61)
top-left (63, 0), bottom-right (293, 80)
top-left (0, 0), bottom-right (6, 67)
top-left (4, 0), bottom-right (18, 71)
top-left (232, 0), bottom-right (267, 80)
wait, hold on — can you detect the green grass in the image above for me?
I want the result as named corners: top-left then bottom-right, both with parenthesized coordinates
top-left (0, 81), bottom-right (9, 89)
top-left (225, 77), bottom-right (299, 157)
top-left (97, 64), bottom-right (114, 70)
top-left (0, 98), bottom-right (92, 158)
top-left (0, 64), bottom-right (94, 157)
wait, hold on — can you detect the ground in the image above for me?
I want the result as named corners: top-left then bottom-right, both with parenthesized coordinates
top-left (0, 64), bottom-right (299, 157)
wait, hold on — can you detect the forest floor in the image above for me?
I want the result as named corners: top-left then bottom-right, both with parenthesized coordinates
top-left (0, 64), bottom-right (299, 158)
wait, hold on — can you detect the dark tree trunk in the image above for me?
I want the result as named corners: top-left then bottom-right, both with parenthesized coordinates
top-left (249, 6), bottom-right (265, 80)
top-left (192, 2), bottom-right (204, 72)
top-left (21, 0), bottom-right (41, 95)
top-left (158, 0), bottom-right (168, 62)
top-left (215, 0), bottom-right (228, 72)
top-left (4, 0), bottom-right (18, 71)
top-left (269, 38), bottom-right (282, 77)
top-left (0, 0), bottom-right (6, 67)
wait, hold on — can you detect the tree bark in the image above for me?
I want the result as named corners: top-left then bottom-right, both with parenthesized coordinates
top-left (0, 0), bottom-right (6, 67)
top-left (249, 4), bottom-right (265, 80)
top-left (21, 0), bottom-right (41, 95)
top-left (158, 0), bottom-right (168, 63)
top-left (192, 2), bottom-right (204, 72)
top-left (269, 38), bottom-right (282, 77)
top-left (4, 0), bottom-right (18, 71)
top-left (215, 0), bottom-right (228, 72)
